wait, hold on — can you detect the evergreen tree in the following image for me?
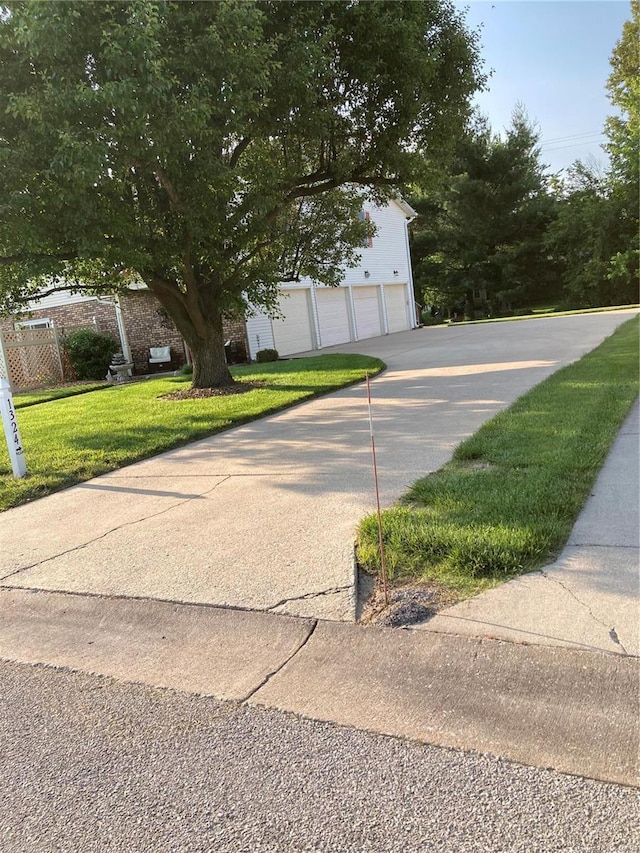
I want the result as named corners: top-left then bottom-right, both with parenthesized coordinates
top-left (546, 3), bottom-right (638, 308)
top-left (410, 109), bottom-right (557, 318)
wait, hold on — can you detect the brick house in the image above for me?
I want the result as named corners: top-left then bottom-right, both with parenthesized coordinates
top-left (1, 285), bottom-right (250, 376)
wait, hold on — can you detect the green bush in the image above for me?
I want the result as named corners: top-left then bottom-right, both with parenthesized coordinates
top-left (256, 348), bottom-right (279, 363)
top-left (179, 362), bottom-right (194, 376)
top-left (63, 330), bottom-right (118, 380)
top-left (420, 313), bottom-right (446, 326)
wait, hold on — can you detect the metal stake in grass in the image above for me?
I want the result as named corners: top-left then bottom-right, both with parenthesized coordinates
top-left (365, 371), bottom-right (388, 606)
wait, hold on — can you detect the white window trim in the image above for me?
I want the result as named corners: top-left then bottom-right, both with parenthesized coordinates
top-left (14, 318), bottom-right (53, 330)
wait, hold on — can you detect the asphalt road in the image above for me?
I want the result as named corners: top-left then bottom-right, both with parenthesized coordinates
top-left (1, 660), bottom-right (637, 853)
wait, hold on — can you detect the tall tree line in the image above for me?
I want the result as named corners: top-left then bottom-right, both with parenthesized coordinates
top-left (410, 2), bottom-right (638, 318)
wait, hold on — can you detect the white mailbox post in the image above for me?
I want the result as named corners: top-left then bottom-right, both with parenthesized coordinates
top-left (0, 378), bottom-right (27, 478)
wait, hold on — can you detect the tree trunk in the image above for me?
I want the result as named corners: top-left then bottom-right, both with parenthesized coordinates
top-left (145, 274), bottom-right (236, 389)
top-left (189, 333), bottom-right (235, 389)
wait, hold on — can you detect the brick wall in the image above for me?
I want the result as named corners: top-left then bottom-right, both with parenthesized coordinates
top-left (120, 291), bottom-right (250, 371)
top-left (0, 300), bottom-right (120, 341)
top-left (222, 317), bottom-right (249, 364)
top-left (1, 290), bottom-right (251, 376)
top-left (119, 291), bottom-right (188, 374)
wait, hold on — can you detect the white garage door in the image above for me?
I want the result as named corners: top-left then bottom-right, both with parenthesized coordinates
top-left (384, 284), bottom-right (410, 333)
top-left (353, 286), bottom-right (382, 340)
top-left (272, 289), bottom-right (314, 355)
top-left (316, 288), bottom-right (352, 347)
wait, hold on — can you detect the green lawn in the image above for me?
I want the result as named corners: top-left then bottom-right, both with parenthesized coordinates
top-left (446, 303), bottom-right (639, 327)
top-left (358, 315), bottom-right (639, 597)
top-left (14, 382), bottom-right (110, 408)
top-left (0, 354), bottom-right (384, 511)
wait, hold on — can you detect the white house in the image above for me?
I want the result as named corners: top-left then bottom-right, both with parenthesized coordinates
top-left (245, 197), bottom-right (418, 359)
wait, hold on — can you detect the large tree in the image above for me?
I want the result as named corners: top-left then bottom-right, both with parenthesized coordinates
top-left (409, 108), bottom-right (557, 317)
top-left (603, 0), bottom-right (639, 297)
top-left (0, 0), bottom-right (482, 387)
top-left (546, 2), bottom-right (639, 308)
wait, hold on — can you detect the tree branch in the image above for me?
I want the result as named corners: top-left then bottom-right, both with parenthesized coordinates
top-left (228, 240), bottom-right (273, 282)
top-left (229, 136), bottom-right (252, 169)
top-left (0, 251), bottom-right (78, 266)
top-left (152, 166), bottom-right (186, 212)
top-left (286, 173), bottom-right (398, 201)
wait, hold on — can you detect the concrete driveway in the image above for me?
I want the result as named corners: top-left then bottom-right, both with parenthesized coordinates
top-left (0, 310), bottom-right (636, 622)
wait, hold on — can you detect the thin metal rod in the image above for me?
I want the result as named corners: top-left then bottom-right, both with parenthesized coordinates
top-left (366, 372), bottom-right (388, 606)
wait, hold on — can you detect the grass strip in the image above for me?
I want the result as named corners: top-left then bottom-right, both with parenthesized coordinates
top-left (0, 354), bottom-right (384, 511)
top-left (357, 315), bottom-right (639, 598)
top-left (442, 304), bottom-right (639, 327)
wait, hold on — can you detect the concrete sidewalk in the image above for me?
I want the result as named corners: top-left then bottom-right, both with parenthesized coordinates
top-left (418, 400), bottom-right (639, 656)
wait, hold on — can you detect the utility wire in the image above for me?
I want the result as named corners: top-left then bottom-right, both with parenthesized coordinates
top-left (540, 131), bottom-right (605, 147)
top-left (542, 138), bottom-right (607, 152)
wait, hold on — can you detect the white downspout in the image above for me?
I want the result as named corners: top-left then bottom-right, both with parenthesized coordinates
top-left (403, 216), bottom-right (418, 327)
top-left (114, 296), bottom-right (132, 363)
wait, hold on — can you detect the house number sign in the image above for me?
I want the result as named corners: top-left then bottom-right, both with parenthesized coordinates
top-left (0, 378), bottom-right (27, 478)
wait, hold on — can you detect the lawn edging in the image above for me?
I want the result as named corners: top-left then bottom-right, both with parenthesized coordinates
top-left (357, 315), bottom-right (639, 599)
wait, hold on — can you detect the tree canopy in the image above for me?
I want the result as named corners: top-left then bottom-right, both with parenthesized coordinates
top-left (546, 1), bottom-right (638, 309)
top-left (0, 0), bottom-right (483, 386)
top-left (409, 3), bottom-right (639, 319)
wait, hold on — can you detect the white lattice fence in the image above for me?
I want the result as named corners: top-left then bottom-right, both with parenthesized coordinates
top-left (0, 328), bottom-right (64, 391)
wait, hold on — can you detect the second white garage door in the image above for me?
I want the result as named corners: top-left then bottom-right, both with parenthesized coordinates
top-left (384, 284), bottom-right (410, 333)
top-left (315, 287), bottom-right (352, 347)
top-left (272, 289), bottom-right (314, 355)
top-left (353, 286), bottom-right (382, 340)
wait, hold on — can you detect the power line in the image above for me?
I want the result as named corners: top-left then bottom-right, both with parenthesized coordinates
top-left (542, 139), bottom-right (607, 152)
top-left (539, 130), bottom-right (605, 146)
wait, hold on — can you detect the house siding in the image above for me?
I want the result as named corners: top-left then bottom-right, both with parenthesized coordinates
top-left (245, 309), bottom-right (276, 357)
top-left (245, 198), bottom-right (416, 359)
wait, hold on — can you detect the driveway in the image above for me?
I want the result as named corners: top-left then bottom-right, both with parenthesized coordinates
top-left (0, 310), bottom-right (636, 621)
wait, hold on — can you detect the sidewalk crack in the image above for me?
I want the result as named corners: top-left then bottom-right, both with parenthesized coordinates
top-left (240, 620), bottom-right (318, 703)
top-left (542, 572), bottom-right (629, 655)
top-left (0, 476), bottom-right (232, 583)
top-left (265, 585), bottom-right (352, 612)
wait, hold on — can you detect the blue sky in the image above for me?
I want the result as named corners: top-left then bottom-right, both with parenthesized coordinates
top-left (453, 0), bottom-right (631, 174)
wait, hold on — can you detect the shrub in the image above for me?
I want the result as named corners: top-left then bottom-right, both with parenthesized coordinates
top-left (420, 311), bottom-right (446, 326)
top-left (63, 329), bottom-right (118, 380)
top-left (256, 348), bottom-right (279, 363)
top-left (179, 362), bottom-right (194, 376)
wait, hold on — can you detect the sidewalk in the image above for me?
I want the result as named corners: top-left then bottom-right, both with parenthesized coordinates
top-left (417, 400), bottom-right (639, 656)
